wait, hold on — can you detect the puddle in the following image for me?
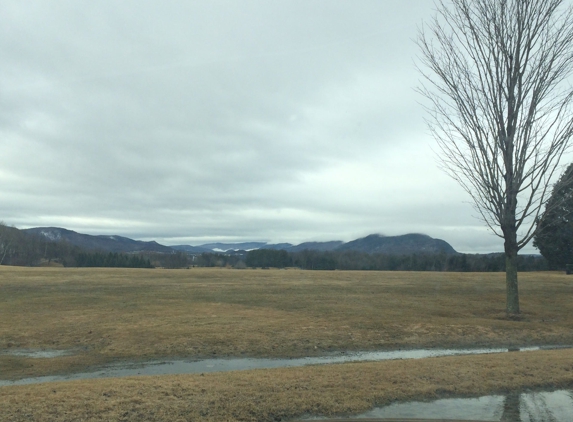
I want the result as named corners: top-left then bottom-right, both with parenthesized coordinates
top-left (304, 389), bottom-right (573, 421)
top-left (0, 349), bottom-right (76, 358)
top-left (0, 345), bottom-right (569, 387)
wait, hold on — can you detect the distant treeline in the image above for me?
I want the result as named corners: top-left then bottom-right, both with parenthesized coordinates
top-left (245, 249), bottom-right (549, 272)
top-left (196, 253), bottom-right (243, 268)
top-left (75, 252), bottom-right (153, 268)
top-left (157, 249), bottom-right (547, 272)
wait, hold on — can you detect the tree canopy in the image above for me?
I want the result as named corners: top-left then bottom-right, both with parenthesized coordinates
top-left (534, 163), bottom-right (573, 269)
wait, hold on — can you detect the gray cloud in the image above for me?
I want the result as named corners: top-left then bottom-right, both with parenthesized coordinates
top-left (0, 0), bottom-right (554, 253)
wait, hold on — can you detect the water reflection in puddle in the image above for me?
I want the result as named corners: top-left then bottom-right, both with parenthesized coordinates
top-left (3, 347), bottom-right (571, 420)
top-left (305, 389), bottom-right (573, 421)
top-left (0, 345), bottom-right (568, 387)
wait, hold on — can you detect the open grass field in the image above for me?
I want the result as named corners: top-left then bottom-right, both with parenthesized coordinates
top-left (1, 267), bottom-right (573, 420)
top-left (2, 267), bottom-right (573, 379)
top-left (2, 348), bottom-right (573, 421)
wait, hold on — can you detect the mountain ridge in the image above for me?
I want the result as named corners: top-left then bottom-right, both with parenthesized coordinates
top-left (24, 227), bottom-right (458, 255)
top-left (336, 233), bottom-right (457, 255)
top-left (23, 227), bottom-right (174, 254)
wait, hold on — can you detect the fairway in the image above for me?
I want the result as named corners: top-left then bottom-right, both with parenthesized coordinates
top-left (2, 267), bottom-right (573, 421)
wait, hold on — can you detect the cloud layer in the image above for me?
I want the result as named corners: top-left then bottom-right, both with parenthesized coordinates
top-left (1, 0), bottom-right (555, 253)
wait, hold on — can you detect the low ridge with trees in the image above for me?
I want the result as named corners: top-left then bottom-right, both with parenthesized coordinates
top-left (0, 223), bottom-right (553, 272)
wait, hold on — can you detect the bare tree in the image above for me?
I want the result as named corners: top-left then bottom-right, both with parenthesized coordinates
top-left (0, 223), bottom-right (14, 265)
top-left (417, 0), bottom-right (573, 314)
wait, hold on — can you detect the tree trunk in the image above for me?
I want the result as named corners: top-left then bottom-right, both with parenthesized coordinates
top-left (505, 235), bottom-right (520, 315)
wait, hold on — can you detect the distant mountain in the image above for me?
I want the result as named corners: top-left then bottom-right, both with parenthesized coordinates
top-left (24, 227), bottom-right (457, 256)
top-left (336, 234), bottom-right (457, 255)
top-left (289, 241), bottom-right (344, 252)
top-left (264, 243), bottom-right (294, 250)
top-left (197, 242), bottom-right (267, 252)
top-left (24, 227), bottom-right (174, 254)
top-left (187, 234), bottom-right (456, 255)
top-left (171, 245), bottom-right (213, 254)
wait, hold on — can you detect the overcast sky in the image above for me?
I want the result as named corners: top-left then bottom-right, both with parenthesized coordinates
top-left (2, 1), bottom-right (571, 253)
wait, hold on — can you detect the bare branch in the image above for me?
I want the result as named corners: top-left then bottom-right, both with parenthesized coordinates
top-left (417, 0), bottom-right (573, 253)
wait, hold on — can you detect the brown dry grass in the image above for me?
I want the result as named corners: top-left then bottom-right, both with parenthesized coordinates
top-left (2, 267), bottom-right (573, 381)
top-left (3, 349), bottom-right (573, 421)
